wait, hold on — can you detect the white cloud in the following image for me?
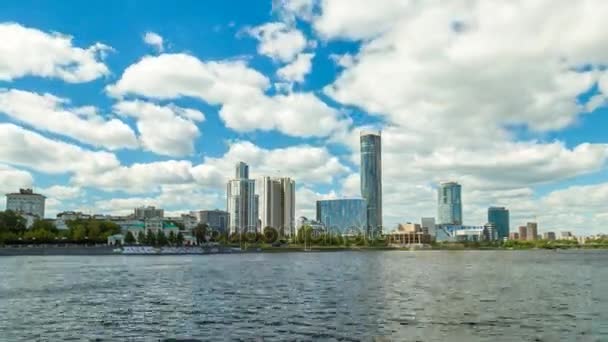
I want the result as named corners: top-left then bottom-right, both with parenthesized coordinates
top-left (38, 185), bottom-right (82, 200)
top-left (0, 22), bottom-right (111, 82)
top-left (107, 53), bottom-right (349, 138)
top-left (0, 164), bottom-right (33, 194)
top-left (0, 89), bottom-right (138, 150)
top-left (0, 123), bottom-right (119, 174)
top-left (143, 32), bottom-right (164, 52)
top-left (114, 100), bottom-right (204, 157)
top-left (72, 160), bottom-right (195, 194)
top-left (273, 0), bottom-right (317, 23)
top-left (277, 53), bottom-right (314, 82)
top-left (245, 22), bottom-right (307, 62)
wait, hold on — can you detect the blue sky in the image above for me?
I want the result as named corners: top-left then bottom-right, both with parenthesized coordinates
top-left (0, 0), bottom-right (607, 234)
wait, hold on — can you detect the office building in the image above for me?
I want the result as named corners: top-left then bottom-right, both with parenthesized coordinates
top-left (134, 206), bottom-right (164, 220)
top-left (561, 231), bottom-right (574, 240)
top-left (191, 210), bottom-right (229, 234)
top-left (5, 188), bottom-right (46, 219)
top-left (518, 226), bottom-right (527, 240)
top-left (421, 217), bottom-right (436, 236)
top-left (437, 182), bottom-right (462, 225)
top-left (227, 162), bottom-right (258, 234)
top-left (258, 176), bottom-right (296, 237)
top-left (509, 232), bottom-right (519, 240)
top-left (360, 131), bottom-right (382, 237)
top-left (488, 207), bottom-right (510, 239)
top-left (543, 232), bottom-right (556, 241)
top-left (316, 199), bottom-right (367, 235)
top-left (526, 222), bottom-right (538, 241)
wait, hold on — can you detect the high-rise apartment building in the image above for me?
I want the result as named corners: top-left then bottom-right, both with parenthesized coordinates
top-left (5, 188), bottom-right (46, 218)
top-left (258, 176), bottom-right (295, 237)
top-left (191, 210), bottom-right (229, 234)
top-left (488, 206), bottom-right (510, 240)
top-left (227, 162), bottom-right (258, 234)
top-left (526, 222), bottom-right (538, 241)
top-left (437, 182), bottom-right (462, 225)
top-left (518, 226), bottom-right (527, 240)
top-left (360, 131), bottom-right (382, 237)
top-left (134, 206), bottom-right (164, 220)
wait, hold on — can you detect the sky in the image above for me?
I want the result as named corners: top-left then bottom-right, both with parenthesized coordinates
top-left (0, 0), bottom-right (607, 235)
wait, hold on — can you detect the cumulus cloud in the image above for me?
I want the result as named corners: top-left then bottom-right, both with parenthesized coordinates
top-left (0, 164), bottom-right (33, 194)
top-left (245, 22), bottom-right (307, 62)
top-left (277, 53), bottom-right (314, 82)
top-left (0, 22), bottom-right (111, 82)
top-left (107, 53), bottom-right (349, 138)
top-left (0, 123), bottom-right (119, 174)
top-left (114, 100), bottom-right (204, 157)
top-left (143, 31), bottom-right (164, 52)
top-left (38, 185), bottom-right (82, 200)
top-left (0, 89), bottom-right (138, 150)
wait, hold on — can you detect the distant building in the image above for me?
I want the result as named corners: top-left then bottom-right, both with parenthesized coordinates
top-left (227, 162), bottom-right (258, 234)
top-left (509, 232), bottom-right (519, 240)
top-left (398, 223), bottom-right (421, 233)
top-left (191, 210), bottom-right (229, 234)
top-left (134, 206), bottom-right (164, 220)
top-left (296, 216), bottom-right (326, 236)
top-left (483, 222), bottom-right (498, 241)
top-left (543, 232), bottom-right (556, 241)
top-left (526, 222), bottom-right (538, 241)
top-left (316, 198), bottom-right (367, 235)
top-left (258, 176), bottom-right (296, 237)
top-left (436, 224), bottom-right (494, 242)
top-left (421, 217), bottom-right (436, 236)
top-left (360, 131), bottom-right (383, 237)
top-left (488, 207), bottom-right (509, 240)
top-left (518, 226), bottom-right (527, 240)
top-left (437, 182), bottom-right (462, 225)
top-left (5, 188), bottom-right (46, 219)
top-left (561, 231), bottom-right (574, 240)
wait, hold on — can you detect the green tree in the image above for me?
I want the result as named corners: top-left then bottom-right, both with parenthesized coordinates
top-left (124, 231), bottom-right (136, 245)
top-left (156, 230), bottom-right (168, 246)
top-left (193, 223), bottom-right (208, 245)
top-left (176, 232), bottom-right (184, 246)
top-left (31, 219), bottom-right (58, 234)
top-left (146, 230), bottom-right (156, 246)
top-left (0, 210), bottom-right (27, 234)
top-left (137, 231), bottom-right (146, 245)
top-left (168, 231), bottom-right (177, 246)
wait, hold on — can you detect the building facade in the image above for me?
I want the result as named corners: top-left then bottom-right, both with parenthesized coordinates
top-left (437, 182), bottom-right (462, 225)
top-left (227, 162), bottom-right (258, 234)
top-left (134, 206), bottom-right (164, 220)
top-left (518, 226), bottom-right (527, 240)
top-left (5, 188), bottom-right (46, 218)
top-left (191, 210), bottom-right (229, 234)
top-left (258, 176), bottom-right (295, 237)
top-left (360, 131), bottom-right (382, 237)
top-left (543, 232), bottom-right (556, 241)
top-left (526, 222), bottom-right (538, 241)
top-left (421, 217), bottom-right (436, 236)
top-left (488, 207), bottom-right (510, 240)
top-left (316, 199), bottom-right (367, 235)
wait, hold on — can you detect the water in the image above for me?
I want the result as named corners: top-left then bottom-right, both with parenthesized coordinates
top-left (0, 250), bottom-right (607, 341)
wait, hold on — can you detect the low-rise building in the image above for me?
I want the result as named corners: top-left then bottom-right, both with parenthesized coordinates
top-left (191, 210), bottom-right (229, 233)
top-left (509, 232), bottom-right (520, 240)
top-left (543, 232), bottom-right (556, 241)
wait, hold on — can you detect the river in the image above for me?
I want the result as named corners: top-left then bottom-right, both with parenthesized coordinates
top-left (0, 250), bottom-right (606, 341)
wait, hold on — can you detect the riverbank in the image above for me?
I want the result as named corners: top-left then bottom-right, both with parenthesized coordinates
top-left (2, 243), bottom-right (607, 256)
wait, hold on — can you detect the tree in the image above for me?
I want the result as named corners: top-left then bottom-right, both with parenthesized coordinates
top-left (0, 210), bottom-right (27, 235)
top-left (168, 231), bottom-right (177, 246)
top-left (137, 231), bottom-right (145, 245)
top-left (193, 223), bottom-right (208, 245)
top-left (156, 230), bottom-right (168, 246)
top-left (176, 232), bottom-right (184, 246)
top-left (31, 219), bottom-right (58, 234)
top-left (146, 230), bottom-right (156, 246)
top-left (124, 231), bottom-right (136, 245)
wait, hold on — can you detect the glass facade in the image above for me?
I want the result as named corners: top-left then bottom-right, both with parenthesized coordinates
top-left (437, 182), bottom-right (462, 225)
top-left (316, 199), bottom-right (367, 235)
top-left (487, 207), bottom-right (509, 240)
top-left (360, 132), bottom-right (382, 237)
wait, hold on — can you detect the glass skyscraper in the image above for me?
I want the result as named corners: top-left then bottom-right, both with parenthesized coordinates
top-left (437, 182), bottom-right (462, 225)
top-left (487, 206), bottom-right (509, 240)
top-left (360, 131), bottom-right (382, 237)
top-left (316, 199), bottom-right (367, 235)
top-left (227, 162), bottom-right (258, 234)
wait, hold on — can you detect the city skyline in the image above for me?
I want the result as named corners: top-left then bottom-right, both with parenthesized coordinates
top-left (0, 1), bottom-right (607, 236)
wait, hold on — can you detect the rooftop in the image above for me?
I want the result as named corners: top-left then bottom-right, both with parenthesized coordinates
top-left (6, 188), bottom-right (45, 197)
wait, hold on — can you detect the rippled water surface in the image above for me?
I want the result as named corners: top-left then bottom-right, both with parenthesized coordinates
top-left (1, 250), bottom-right (607, 341)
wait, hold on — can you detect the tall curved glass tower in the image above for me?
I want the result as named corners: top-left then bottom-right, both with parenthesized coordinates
top-left (360, 131), bottom-right (382, 237)
top-left (437, 182), bottom-right (462, 225)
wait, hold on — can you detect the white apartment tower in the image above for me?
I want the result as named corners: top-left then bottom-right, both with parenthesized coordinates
top-left (258, 176), bottom-right (295, 237)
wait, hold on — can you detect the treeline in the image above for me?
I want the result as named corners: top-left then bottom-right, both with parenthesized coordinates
top-left (124, 230), bottom-right (185, 246)
top-left (0, 211), bottom-right (120, 245)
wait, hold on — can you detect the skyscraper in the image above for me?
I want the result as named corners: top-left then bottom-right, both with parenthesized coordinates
top-left (437, 182), bottom-right (462, 225)
top-left (258, 176), bottom-right (295, 237)
top-left (316, 198), bottom-right (367, 235)
top-left (526, 222), bottom-right (538, 241)
top-left (360, 131), bottom-right (382, 237)
top-left (488, 206), bottom-right (510, 240)
top-left (227, 162), bottom-right (258, 234)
